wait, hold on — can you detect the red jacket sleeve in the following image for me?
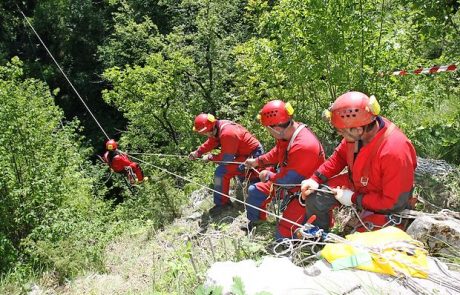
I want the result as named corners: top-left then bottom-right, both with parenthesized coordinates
top-left (257, 140), bottom-right (282, 167)
top-left (268, 143), bottom-right (323, 185)
top-left (312, 139), bottom-right (348, 183)
top-left (196, 137), bottom-right (220, 157)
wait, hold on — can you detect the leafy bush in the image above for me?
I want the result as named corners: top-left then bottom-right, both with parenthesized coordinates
top-left (0, 233), bottom-right (17, 274)
top-left (0, 57), bottom-right (106, 280)
top-left (113, 173), bottom-right (187, 228)
top-left (22, 202), bottom-right (118, 282)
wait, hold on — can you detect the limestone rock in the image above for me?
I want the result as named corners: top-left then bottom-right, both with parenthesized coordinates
top-left (406, 212), bottom-right (460, 257)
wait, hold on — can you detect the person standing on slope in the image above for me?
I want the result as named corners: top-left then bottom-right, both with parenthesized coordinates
top-left (189, 114), bottom-right (264, 215)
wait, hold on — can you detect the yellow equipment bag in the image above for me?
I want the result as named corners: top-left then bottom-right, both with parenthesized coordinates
top-left (321, 226), bottom-right (428, 278)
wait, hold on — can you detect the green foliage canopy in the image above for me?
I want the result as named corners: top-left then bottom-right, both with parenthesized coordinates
top-left (0, 57), bottom-right (97, 275)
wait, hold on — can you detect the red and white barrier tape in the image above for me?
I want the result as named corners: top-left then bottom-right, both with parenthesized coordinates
top-left (390, 64), bottom-right (457, 76)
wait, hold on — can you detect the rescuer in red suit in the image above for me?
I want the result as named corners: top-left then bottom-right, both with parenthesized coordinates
top-left (102, 139), bottom-right (145, 185)
top-left (244, 100), bottom-right (325, 239)
top-left (189, 114), bottom-right (264, 215)
top-left (301, 91), bottom-right (417, 232)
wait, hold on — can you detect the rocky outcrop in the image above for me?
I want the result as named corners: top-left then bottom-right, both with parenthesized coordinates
top-left (407, 210), bottom-right (460, 257)
top-left (416, 157), bottom-right (456, 177)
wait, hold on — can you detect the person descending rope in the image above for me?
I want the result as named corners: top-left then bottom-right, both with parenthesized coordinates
top-left (101, 139), bottom-right (145, 185)
top-left (301, 91), bottom-right (417, 232)
top-left (189, 113), bottom-right (264, 215)
top-left (18, 5), bottom-right (148, 189)
top-left (244, 100), bottom-right (325, 240)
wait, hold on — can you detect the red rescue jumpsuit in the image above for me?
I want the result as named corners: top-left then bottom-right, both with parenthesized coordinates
top-left (307, 117), bottom-right (417, 232)
top-left (246, 123), bottom-right (325, 239)
top-left (195, 120), bottom-right (263, 206)
top-left (103, 151), bottom-right (144, 184)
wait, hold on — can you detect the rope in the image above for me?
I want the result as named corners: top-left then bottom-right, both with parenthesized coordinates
top-left (127, 153), bottom-right (459, 289)
top-left (124, 152), bottom-right (306, 229)
top-left (272, 184), bottom-right (335, 195)
top-left (129, 153), bottom-right (243, 165)
top-left (126, 153), bottom-right (336, 187)
top-left (432, 257), bottom-right (460, 284)
top-left (17, 7), bottom-right (460, 289)
top-left (349, 206), bottom-right (449, 233)
top-left (131, 151), bottom-right (262, 175)
top-left (212, 160), bottom-right (246, 165)
top-left (134, 152), bottom-right (460, 291)
top-left (124, 154), bottom-right (341, 240)
top-left (127, 152), bottom-right (247, 165)
top-left (350, 206), bottom-right (373, 232)
top-left (240, 168), bottom-right (253, 202)
top-left (426, 261), bottom-right (460, 293)
top-left (114, 151), bottom-right (447, 279)
top-left (16, 5), bottom-right (110, 140)
top-left (128, 152), bottom-right (189, 158)
top-left (127, 153), bottom-right (337, 188)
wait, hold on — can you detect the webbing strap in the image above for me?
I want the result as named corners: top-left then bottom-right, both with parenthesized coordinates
top-left (346, 142), bottom-right (358, 173)
top-left (359, 122), bottom-right (396, 187)
top-left (346, 122), bottom-right (396, 188)
top-left (280, 124), bottom-right (306, 167)
top-left (219, 121), bottom-right (236, 133)
top-left (287, 124), bottom-right (305, 152)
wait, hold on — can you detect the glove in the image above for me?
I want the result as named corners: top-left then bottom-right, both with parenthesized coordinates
top-left (188, 151), bottom-right (199, 160)
top-left (300, 178), bottom-right (319, 199)
top-left (202, 154), bottom-right (212, 163)
top-left (334, 188), bottom-right (354, 206)
top-left (244, 158), bottom-right (258, 168)
top-left (258, 170), bottom-right (272, 182)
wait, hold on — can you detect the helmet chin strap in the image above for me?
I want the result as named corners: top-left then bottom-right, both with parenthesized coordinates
top-left (268, 121), bottom-right (292, 138)
top-left (210, 126), bottom-right (218, 137)
top-left (267, 126), bottom-right (282, 137)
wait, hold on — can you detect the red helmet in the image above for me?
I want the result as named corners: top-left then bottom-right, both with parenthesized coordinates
top-left (106, 139), bottom-right (118, 151)
top-left (329, 91), bottom-right (380, 129)
top-left (193, 113), bottom-right (217, 133)
top-left (258, 100), bottom-right (294, 126)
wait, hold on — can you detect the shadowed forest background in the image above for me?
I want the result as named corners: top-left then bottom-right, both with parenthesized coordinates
top-left (0, 0), bottom-right (458, 292)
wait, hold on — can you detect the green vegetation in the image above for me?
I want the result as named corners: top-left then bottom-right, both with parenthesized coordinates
top-left (0, 0), bottom-right (458, 293)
